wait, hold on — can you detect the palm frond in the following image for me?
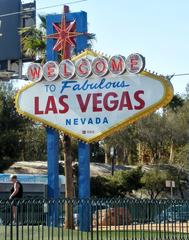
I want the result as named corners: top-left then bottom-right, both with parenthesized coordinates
top-left (86, 33), bottom-right (96, 49)
top-left (19, 26), bottom-right (46, 60)
top-left (38, 14), bottom-right (46, 30)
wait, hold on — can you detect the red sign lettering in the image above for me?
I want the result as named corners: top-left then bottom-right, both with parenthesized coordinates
top-left (34, 97), bottom-right (44, 114)
top-left (134, 90), bottom-right (145, 110)
top-left (45, 96), bottom-right (58, 114)
top-left (76, 94), bottom-right (91, 112)
top-left (59, 95), bottom-right (69, 113)
top-left (30, 67), bottom-right (41, 79)
top-left (93, 93), bottom-right (102, 112)
top-left (103, 92), bottom-right (118, 111)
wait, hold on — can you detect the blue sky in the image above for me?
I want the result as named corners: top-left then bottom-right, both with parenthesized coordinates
top-left (27, 0), bottom-right (189, 94)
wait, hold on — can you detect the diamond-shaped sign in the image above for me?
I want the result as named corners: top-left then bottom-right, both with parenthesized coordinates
top-left (15, 65), bottom-right (173, 143)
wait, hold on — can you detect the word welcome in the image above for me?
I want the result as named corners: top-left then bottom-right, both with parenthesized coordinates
top-left (27, 53), bottom-right (145, 82)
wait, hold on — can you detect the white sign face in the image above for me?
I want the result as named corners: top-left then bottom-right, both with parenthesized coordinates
top-left (15, 71), bottom-right (173, 142)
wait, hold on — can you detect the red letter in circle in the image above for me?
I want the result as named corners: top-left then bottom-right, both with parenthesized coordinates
top-left (79, 62), bottom-right (87, 74)
top-left (43, 61), bottom-right (59, 81)
top-left (92, 57), bottom-right (108, 77)
top-left (27, 63), bottom-right (43, 82)
top-left (95, 60), bottom-right (105, 73)
top-left (30, 67), bottom-right (40, 79)
top-left (130, 57), bottom-right (138, 72)
top-left (109, 55), bottom-right (126, 75)
top-left (125, 53), bottom-right (145, 74)
top-left (48, 64), bottom-right (54, 77)
top-left (75, 58), bottom-right (91, 78)
top-left (59, 59), bottom-right (75, 79)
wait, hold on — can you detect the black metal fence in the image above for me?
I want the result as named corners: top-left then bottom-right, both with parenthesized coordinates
top-left (0, 198), bottom-right (189, 240)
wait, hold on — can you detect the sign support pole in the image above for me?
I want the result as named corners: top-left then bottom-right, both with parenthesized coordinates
top-left (46, 128), bottom-right (59, 199)
top-left (45, 9), bottom-right (90, 229)
top-left (73, 10), bottom-right (91, 232)
top-left (78, 142), bottom-right (90, 231)
top-left (46, 14), bottom-right (60, 226)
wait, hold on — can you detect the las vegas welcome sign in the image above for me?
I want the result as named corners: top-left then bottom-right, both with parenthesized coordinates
top-left (15, 50), bottom-right (173, 143)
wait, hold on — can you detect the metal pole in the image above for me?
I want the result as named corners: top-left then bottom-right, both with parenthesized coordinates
top-left (78, 142), bottom-right (90, 231)
top-left (171, 181), bottom-right (173, 199)
top-left (74, 11), bottom-right (91, 231)
top-left (110, 147), bottom-right (115, 176)
top-left (45, 8), bottom-right (89, 230)
top-left (46, 14), bottom-right (60, 226)
top-left (18, 59), bottom-right (22, 79)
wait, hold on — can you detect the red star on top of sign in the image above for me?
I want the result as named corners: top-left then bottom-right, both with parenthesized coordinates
top-left (47, 15), bottom-right (83, 59)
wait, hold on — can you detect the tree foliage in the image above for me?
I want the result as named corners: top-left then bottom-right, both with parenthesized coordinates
top-left (113, 168), bottom-right (143, 194)
top-left (0, 83), bottom-right (46, 163)
top-left (141, 169), bottom-right (168, 199)
top-left (104, 93), bottom-right (189, 168)
top-left (91, 168), bottom-right (143, 197)
top-left (0, 84), bottom-right (26, 160)
top-left (91, 164), bottom-right (188, 199)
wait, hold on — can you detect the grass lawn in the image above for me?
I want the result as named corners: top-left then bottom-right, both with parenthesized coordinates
top-left (0, 225), bottom-right (187, 240)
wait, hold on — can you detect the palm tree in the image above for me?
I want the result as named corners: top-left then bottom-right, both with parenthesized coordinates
top-left (61, 135), bottom-right (74, 229)
top-left (20, 15), bottom-right (46, 61)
